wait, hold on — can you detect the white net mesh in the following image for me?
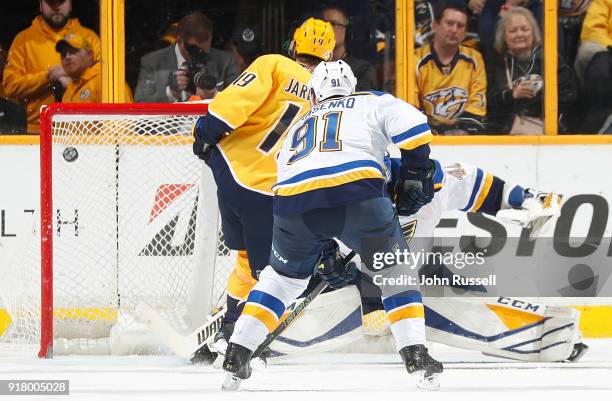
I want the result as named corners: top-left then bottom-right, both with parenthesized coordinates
top-left (0, 110), bottom-right (234, 356)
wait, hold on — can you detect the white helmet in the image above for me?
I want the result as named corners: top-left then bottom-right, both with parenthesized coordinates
top-left (308, 60), bottom-right (357, 105)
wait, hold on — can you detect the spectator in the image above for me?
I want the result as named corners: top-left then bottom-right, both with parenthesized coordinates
top-left (230, 26), bottom-right (262, 72)
top-left (2, 0), bottom-right (101, 133)
top-left (559, 0), bottom-right (593, 66)
top-left (0, 43), bottom-right (27, 133)
top-left (574, 0), bottom-right (612, 133)
top-left (134, 12), bottom-right (240, 103)
top-left (486, 7), bottom-right (578, 134)
top-left (414, 2), bottom-right (487, 134)
top-left (414, 1), bottom-right (480, 49)
top-left (322, 5), bottom-right (378, 90)
top-left (55, 34), bottom-right (132, 103)
top-left (479, 1), bottom-right (571, 62)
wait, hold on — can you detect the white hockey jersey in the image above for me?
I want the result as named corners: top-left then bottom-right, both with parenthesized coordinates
top-left (386, 157), bottom-right (494, 246)
top-left (273, 91), bottom-right (433, 216)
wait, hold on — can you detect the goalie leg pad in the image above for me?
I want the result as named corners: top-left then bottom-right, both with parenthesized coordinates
top-left (268, 285), bottom-right (363, 356)
top-left (424, 297), bottom-right (582, 362)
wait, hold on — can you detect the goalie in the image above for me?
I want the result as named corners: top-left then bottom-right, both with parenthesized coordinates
top-left (305, 155), bottom-right (587, 364)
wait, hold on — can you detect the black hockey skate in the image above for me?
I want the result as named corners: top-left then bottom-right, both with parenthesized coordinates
top-left (210, 321), bottom-right (234, 367)
top-left (399, 344), bottom-right (443, 390)
top-left (221, 342), bottom-right (253, 391)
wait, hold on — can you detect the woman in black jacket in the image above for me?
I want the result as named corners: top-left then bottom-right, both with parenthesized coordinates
top-left (486, 7), bottom-right (578, 134)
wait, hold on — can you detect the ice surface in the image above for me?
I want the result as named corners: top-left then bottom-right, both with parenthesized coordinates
top-left (1, 340), bottom-right (611, 400)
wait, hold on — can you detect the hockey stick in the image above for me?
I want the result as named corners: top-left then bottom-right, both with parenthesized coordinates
top-left (251, 249), bottom-right (356, 358)
top-left (135, 302), bottom-right (225, 359)
top-left (222, 250), bottom-right (356, 390)
top-left (136, 250), bottom-right (357, 360)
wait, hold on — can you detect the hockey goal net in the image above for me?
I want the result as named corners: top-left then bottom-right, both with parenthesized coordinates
top-left (0, 103), bottom-right (235, 358)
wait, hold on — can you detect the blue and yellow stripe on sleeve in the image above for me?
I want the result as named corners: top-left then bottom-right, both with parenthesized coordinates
top-left (383, 290), bottom-right (425, 324)
top-left (391, 123), bottom-right (433, 151)
top-left (242, 290), bottom-right (286, 332)
top-left (460, 168), bottom-right (495, 212)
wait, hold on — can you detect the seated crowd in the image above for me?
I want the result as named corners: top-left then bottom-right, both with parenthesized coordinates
top-left (1, 0), bottom-right (610, 134)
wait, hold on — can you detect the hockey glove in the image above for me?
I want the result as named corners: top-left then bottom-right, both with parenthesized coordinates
top-left (315, 240), bottom-right (357, 289)
top-left (395, 161), bottom-right (435, 216)
top-left (192, 116), bottom-right (215, 162)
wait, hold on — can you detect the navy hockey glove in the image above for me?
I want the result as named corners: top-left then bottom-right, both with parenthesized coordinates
top-left (192, 116), bottom-right (215, 162)
top-left (395, 162), bottom-right (435, 216)
top-left (315, 240), bottom-right (357, 289)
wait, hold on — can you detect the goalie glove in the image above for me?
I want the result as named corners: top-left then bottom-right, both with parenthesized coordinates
top-left (496, 190), bottom-right (563, 239)
top-left (395, 161), bottom-right (435, 216)
top-left (315, 240), bottom-right (357, 289)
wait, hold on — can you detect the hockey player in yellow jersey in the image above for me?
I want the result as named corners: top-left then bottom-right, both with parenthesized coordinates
top-left (414, 2), bottom-right (487, 134)
top-left (191, 17), bottom-right (335, 364)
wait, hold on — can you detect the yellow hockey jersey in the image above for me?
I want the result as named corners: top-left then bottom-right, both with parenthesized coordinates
top-left (414, 44), bottom-right (486, 127)
top-left (206, 54), bottom-right (311, 195)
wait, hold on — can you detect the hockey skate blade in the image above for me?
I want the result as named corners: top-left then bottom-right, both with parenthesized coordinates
top-left (412, 371), bottom-right (441, 391)
top-left (221, 373), bottom-right (242, 391)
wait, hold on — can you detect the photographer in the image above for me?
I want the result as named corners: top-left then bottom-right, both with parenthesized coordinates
top-left (134, 12), bottom-right (239, 102)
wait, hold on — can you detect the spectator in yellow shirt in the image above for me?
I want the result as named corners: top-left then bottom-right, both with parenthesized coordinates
top-left (56, 34), bottom-right (133, 103)
top-left (56, 34), bottom-right (99, 102)
top-left (2, 0), bottom-right (100, 133)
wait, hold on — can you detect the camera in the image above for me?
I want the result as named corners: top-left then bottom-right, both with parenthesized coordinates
top-left (169, 43), bottom-right (211, 101)
top-left (184, 44), bottom-right (209, 92)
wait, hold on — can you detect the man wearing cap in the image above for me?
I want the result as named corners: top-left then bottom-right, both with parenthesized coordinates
top-left (3, 0), bottom-right (100, 133)
top-left (56, 34), bottom-right (133, 103)
top-left (231, 26), bottom-right (262, 72)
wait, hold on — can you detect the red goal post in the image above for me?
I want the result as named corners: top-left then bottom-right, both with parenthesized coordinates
top-left (35, 102), bottom-right (231, 358)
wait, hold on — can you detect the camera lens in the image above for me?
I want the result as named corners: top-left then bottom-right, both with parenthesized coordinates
top-left (194, 71), bottom-right (217, 90)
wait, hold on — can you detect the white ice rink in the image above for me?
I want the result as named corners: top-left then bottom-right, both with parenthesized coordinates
top-left (2, 339), bottom-right (612, 400)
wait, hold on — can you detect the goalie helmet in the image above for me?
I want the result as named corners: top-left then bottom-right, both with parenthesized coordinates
top-left (308, 60), bottom-right (357, 104)
top-left (290, 18), bottom-right (335, 62)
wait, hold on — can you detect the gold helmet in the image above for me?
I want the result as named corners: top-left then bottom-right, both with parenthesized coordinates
top-left (290, 17), bottom-right (335, 62)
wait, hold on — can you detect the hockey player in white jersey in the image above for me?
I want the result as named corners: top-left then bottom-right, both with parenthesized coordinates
top-left (222, 60), bottom-right (443, 390)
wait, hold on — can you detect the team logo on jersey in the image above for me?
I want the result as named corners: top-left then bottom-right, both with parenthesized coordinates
top-left (139, 184), bottom-right (198, 256)
top-left (80, 88), bottom-right (91, 100)
top-left (423, 87), bottom-right (468, 120)
top-left (401, 220), bottom-right (417, 245)
top-left (445, 163), bottom-right (467, 180)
